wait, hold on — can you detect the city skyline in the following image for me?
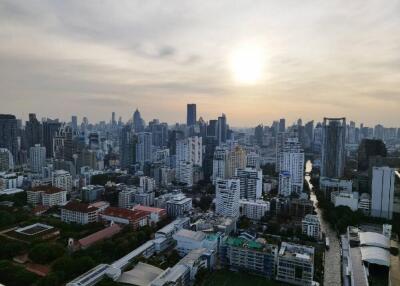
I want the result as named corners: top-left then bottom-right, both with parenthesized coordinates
top-left (1, 1), bottom-right (400, 126)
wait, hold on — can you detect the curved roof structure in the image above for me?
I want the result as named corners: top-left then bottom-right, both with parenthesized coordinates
top-left (360, 246), bottom-right (390, 267)
top-left (359, 232), bottom-right (390, 249)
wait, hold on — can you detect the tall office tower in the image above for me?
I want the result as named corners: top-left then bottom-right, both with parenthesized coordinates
top-left (25, 113), bottom-right (42, 151)
top-left (71, 115), bottom-right (78, 130)
top-left (321, 117), bottom-right (346, 178)
top-left (186, 104), bottom-right (197, 126)
top-left (279, 137), bottom-right (305, 195)
top-left (212, 146), bottom-right (229, 183)
top-left (136, 132), bottom-right (152, 166)
top-left (279, 119), bottom-right (286, 132)
top-left (133, 108), bottom-right (145, 132)
top-left (346, 121), bottom-right (356, 144)
top-left (217, 114), bottom-right (227, 145)
top-left (226, 145), bottom-right (247, 178)
top-left (29, 144), bottom-right (46, 173)
top-left (0, 148), bottom-right (14, 171)
top-left (119, 125), bottom-right (137, 169)
top-left (88, 132), bottom-right (100, 150)
top-left (111, 112), bottom-right (116, 127)
top-left (0, 114), bottom-right (18, 161)
top-left (374, 124), bottom-right (384, 140)
top-left (235, 167), bottom-right (262, 200)
top-left (254, 124), bottom-right (264, 146)
top-left (304, 120), bottom-right (314, 148)
top-left (215, 178), bottom-right (240, 218)
top-left (357, 139), bottom-right (387, 171)
top-left (371, 166), bottom-right (395, 219)
top-left (43, 119), bottom-right (61, 158)
top-left (313, 122), bottom-right (323, 152)
top-left (53, 125), bottom-right (74, 161)
top-left (207, 119), bottom-right (218, 138)
top-left (148, 120), bottom-right (168, 147)
top-left (275, 132), bottom-right (289, 172)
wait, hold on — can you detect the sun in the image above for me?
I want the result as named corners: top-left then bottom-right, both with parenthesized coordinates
top-left (230, 44), bottom-right (265, 85)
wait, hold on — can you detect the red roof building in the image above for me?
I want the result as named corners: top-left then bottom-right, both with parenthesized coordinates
top-left (132, 205), bottom-right (167, 224)
top-left (100, 207), bottom-right (149, 230)
top-left (77, 224), bottom-right (122, 249)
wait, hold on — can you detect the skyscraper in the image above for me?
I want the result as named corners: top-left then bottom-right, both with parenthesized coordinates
top-left (215, 178), bottom-right (240, 218)
top-left (119, 124), bottom-right (137, 169)
top-left (43, 119), bottom-right (61, 158)
top-left (321, 117), bottom-right (346, 178)
top-left (136, 132), bottom-right (152, 167)
top-left (29, 144), bottom-right (46, 173)
top-left (279, 118), bottom-right (286, 132)
top-left (235, 167), bottom-right (262, 200)
top-left (217, 114), bottom-right (227, 145)
top-left (186, 103), bottom-right (197, 126)
top-left (0, 114), bottom-right (18, 161)
top-left (133, 109), bottom-right (145, 132)
top-left (25, 113), bottom-right (42, 151)
top-left (71, 115), bottom-right (78, 130)
top-left (371, 166), bottom-right (395, 219)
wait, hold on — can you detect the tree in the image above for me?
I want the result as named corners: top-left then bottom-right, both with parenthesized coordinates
top-left (0, 210), bottom-right (15, 227)
top-left (0, 260), bottom-right (38, 286)
top-left (29, 243), bottom-right (65, 264)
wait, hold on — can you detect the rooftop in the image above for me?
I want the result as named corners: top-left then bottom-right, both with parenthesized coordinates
top-left (63, 201), bottom-right (99, 213)
top-left (102, 207), bottom-right (149, 222)
top-left (78, 224), bottom-right (122, 248)
top-left (30, 186), bottom-right (65, 194)
top-left (174, 229), bottom-right (205, 242)
top-left (225, 236), bottom-right (276, 253)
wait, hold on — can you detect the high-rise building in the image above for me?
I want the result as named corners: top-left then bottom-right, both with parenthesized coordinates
top-left (278, 171), bottom-right (292, 197)
top-left (42, 119), bottom-right (61, 158)
top-left (254, 124), bottom-right (263, 146)
top-left (275, 132), bottom-right (289, 173)
top-left (371, 166), bottom-right (395, 219)
top-left (186, 104), bottom-right (197, 126)
top-left (0, 114), bottom-right (18, 161)
top-left (119, 125), bottom-right (137, 169)
top-left (279, 118), bottom-right (286, 133)
top-left (215, 178), bottom-right (240, 218)
top-left (212, 146), bottom-right (228, 183)
top-left (0, 148), bottom-right (14, 171)
top-left (357, 139), bottom-right (387, 172)
top-left (71, 115), bottom-right (78, 130)
top-left (217, 114), bottom-right (227, 145)
top-left (148, 120), bottom-right (168, 147)
top-left (25, 113), bottom-right (42, 151)
top-left (235, 168), bottom-right (262, 200)
top-left (136, 132), bottom-right (152, 166)
top-left (207, 120), bottom-right (218, 138)
top-left (133, 109), bottom-right (145, 132)
top-left (29, 144), bottom-right (46, 173)
top-left (52, 170), bottom-right (73, 193)
top-left (321, 117), bottom-right (346, 178)
top-left (226, 145), bottom-right (246, 178)
top-left (53, 125), bottom-right (75, 161)
top-left (176, 136), bottom-right (202, 167)
top-left (279, 137), bottom-right (304, 195)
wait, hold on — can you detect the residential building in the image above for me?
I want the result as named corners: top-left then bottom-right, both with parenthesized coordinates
top-left (52, 170), bottom-right (73, 192)
top-left (27, 186), bottom-right (67, 207)
top-left (215, 178), bottom-right (240, 218)
top-left (279, 137), bottom-right (304, 195)
top-left (371, 166), bottom-right (395, 219)
top-left (166, 193), bottom-right (192, 218)
top-left (302, 214), bottom-right (321, 240)
top-left (0, 114), bottom-right (18, 162)
top-left (81, 185), bottom-right (104, 203)
top-left (235, 168), bottom-right (262, 200)
top-left (239, 199), bottom-right (270, 220)
top-left (0, 148), bottom-right (14, 171)
top-left (29, 144), bottom-right (46, 173)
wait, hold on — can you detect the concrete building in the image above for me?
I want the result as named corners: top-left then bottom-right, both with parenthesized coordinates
top-left (331, 191), bottom-right (359, 211)
top-left (276, 242), bottom-right (315, 286)
top-left (239, 199), bottom-right (270, 220)
top-left (100, 207), bottom-right (149, 230)
top-left (139, 176), bottom-right (156, 192)
top-left (220, 236), bottom-right (278, 278)
top-left (166, 193), bottom-right (192, 218)
top-left (136, 132), bottom-right (152, 167)
top-left (226, 145), bottom-right (246, 178)
top-left (215, 178), bottom-right (240, 218)
top-left (176, 160), bottom-right (194, 186)
top-left (0, 148), bottom-right (14, 171)
top-left (212, 146), bottom-right (228, 183)
top-left (27, 186), bottom-right (67, 207)
top-left (235, 167), bottom-right (262, 200)
top-left (52, 170), bottom-right (73, 193)
top-left (186, 104), bottom-right (197, 126)
top-left (302, 214), bottom-right (321, 240)
top-left (118, 189), bottom-right (136, 209)
top-left (173, 229), bottom-right (218, 256)
top-left (358, 193), bottom-right (371, 215)
top-left (81, 185), bottom-right (104, 203)
top-left (371, 166), bottom-right (395, 219)
top-left (61, 201), bottom-right (99, 224)
top-left (29, 144), bottom-right (46, 173)
top-left (279, 137), bottom-right (304, 195)
top-left (319, 176), bottom-right (352, 198)
top-left (321, 117), bottom-right (346, 178)
top-left (278, 171), bottom-right (292, 197)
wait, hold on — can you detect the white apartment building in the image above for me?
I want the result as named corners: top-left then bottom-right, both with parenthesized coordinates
top-left (118, 189), bottom-right (136, 209)
top-left (176, 160), bottom-right (194, 186)
top-left (176, 136), bottom-right (202, 167)
top-left (331, 191), bottom-right (359, 211)
top-left (279, 138), bottom-right (304, 195)
top-left (172, 229), bottom-right (218, 256)
top-left (27, 186), bottom-right (67, 207)
top-left (29, 144), bottom-right (46, 173)
top-left (371, 166), bottom-right (395, 219)
top-left (52, 170), bottom-right (72, 192)
top-left (235, 167), bottom-right (262, 200)
top-left (239, 199), bottom-right (270, 220)
top-left (140, 176), bottom-right (156, 192)
top-left (215, 178), bottom-right (240, 218)
top-left (358, 193), bottom-right (371, 215)
top-left (302, 214), bottom-right (321, 240)
top-left (166, 193), bottom-right (192, 218)
top-left (278, 171), bottom-right (292, 197)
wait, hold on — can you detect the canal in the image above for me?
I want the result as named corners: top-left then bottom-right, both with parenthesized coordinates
top-left (305, 160), bottom-right (341, 286)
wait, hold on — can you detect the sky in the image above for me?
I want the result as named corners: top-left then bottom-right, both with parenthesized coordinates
top-left (0, 0), bottom-right (399, 127)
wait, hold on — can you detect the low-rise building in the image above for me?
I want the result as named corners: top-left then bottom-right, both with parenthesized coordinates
top-left (276, 242), bottom-right (315, 286)
top-left (239, 199), bottom-right (270, 220)
top-left (331, 191), bottom-right (359, 211)
top-left (166, 193), bottom-right (192, 218)
top-left (61, 201), bottom-right (99, 224)
top-left (27, 186), bottom-right (67, 207)
top-left (52, 170), bottom-right (72, 192)
top-left (81, 185), bottom-right (104, 203)
top-left (132, 205), bottom-right (167, 224)
top-left (173, 229), bottom-right (218, 256)
top-left (100, 207), bottom-right (149, 230)
top-left (220, 236), bottom-right (277, 278)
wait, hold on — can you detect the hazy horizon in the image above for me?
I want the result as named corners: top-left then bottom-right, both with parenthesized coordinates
top-left (1, 1), bottom-right (399, 126)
